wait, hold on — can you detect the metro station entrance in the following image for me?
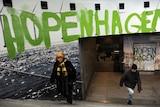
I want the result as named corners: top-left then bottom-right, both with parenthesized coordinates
top-left (79, 36), bottom-right (123, 100)
top-left (96, 36), bottom-right (123, 72)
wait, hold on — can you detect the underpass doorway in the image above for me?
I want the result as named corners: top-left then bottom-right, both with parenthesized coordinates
top-left (79, 36), bottom-right (124, 100)
top-left (96, 36), bottom-right (123, 72)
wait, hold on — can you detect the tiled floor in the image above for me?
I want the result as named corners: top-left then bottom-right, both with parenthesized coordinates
top-left (86, 72), bottom-right (160, 105)
top-left (86, 72), bottom-right (123, 103)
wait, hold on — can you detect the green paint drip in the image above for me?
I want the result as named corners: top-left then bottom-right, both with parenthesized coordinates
top-left (42, 12), bottom-right (61, 48)
top-left (3, 15), bottom-right (16, 59)
top-left (152, 9), bottom-right (160, 32)
top-left (95, 10), bottom-right (109, 35)
top-left (141, 11), bottom-right (153, 32)
top-left (112, 11), bottom-right (122, 34)
top-left (12, 13), bottom-right (25, 53)
top-left (125, 13), bottom-right (141, 33)
top-left (79, 10), bottom-right (93, 37)
top-left (20, 11), bottom-right (43, 46)
top-left (61, 11), bottom-right (80, 42)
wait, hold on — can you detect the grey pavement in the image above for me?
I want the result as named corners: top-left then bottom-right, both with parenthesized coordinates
top-left (0, 98), bottom-right (159, 107)
top-left (0, 72), bottom-right (160, 107)
top-left (86, 72), bottom-right (160, 106)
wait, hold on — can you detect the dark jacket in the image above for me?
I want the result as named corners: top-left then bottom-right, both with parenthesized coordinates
top-left (50, 59), bottom-right (76, 84)
top-left (119, 69), bottom-right (142, 91)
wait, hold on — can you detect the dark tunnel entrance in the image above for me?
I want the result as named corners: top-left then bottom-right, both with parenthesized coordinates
top-left (79, 36), bottom-right (124, 100)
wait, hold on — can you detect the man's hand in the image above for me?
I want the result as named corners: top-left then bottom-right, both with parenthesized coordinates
top-left (119, 84), bottom-right (123, 87)
top-left (138, 89), bottom-right (142, 93)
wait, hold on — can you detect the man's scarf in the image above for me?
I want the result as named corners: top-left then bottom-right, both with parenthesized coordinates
top-left (57, 59), bottom-right (68, 76)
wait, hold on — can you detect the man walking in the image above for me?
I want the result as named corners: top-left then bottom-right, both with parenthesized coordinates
top-left (119, 64), bottom-right (142, 105)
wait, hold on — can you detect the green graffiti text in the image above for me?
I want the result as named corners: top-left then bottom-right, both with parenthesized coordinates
top-left (2, 8), bottom-right (160, 58)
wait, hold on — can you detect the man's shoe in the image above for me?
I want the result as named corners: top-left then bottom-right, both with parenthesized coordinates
top-left (54, 93), bottom-right (62, 101)
top-left (127, 100), bottom-right (132, 105)
top-left (67, 98), bottom-right (72, 104)
top-left (67, 100), bottom-right (72, 104)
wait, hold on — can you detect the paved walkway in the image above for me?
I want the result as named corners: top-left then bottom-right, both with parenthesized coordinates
top-left (0, 98), bottom-right (159, 107)
top-left (0, 72), bottom-right (160, 107)
top-left (86, 72), bottom-right (160, 105)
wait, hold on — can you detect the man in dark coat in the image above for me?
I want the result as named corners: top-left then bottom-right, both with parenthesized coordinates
top-left (50, 51), bottom-right (76, 104)
top-left (119, 64), bottom-right (142, 105)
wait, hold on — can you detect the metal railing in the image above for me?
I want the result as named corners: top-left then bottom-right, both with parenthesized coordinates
top-left (0, 67), bottom-right (83, 83)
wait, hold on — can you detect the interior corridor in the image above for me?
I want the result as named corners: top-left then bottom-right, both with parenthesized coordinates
top-left (85, 72), bottom-right (160, 105)
top-left (86, 72), bottom-right (123, 103)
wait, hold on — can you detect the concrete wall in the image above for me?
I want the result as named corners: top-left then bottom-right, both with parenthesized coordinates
top-left (79, 37), bottom-right (97, 99)
top-left (123, 33), bottom-right (160, 71)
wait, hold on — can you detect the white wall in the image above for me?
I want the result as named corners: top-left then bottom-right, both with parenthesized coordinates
top-left (0, 0), bottom-right (160, 53)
